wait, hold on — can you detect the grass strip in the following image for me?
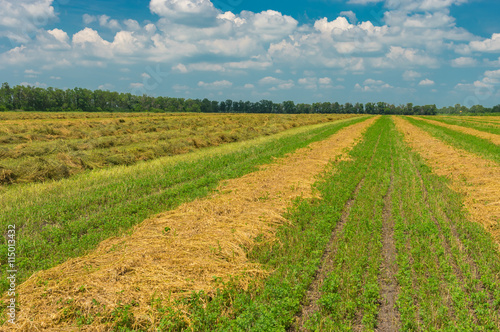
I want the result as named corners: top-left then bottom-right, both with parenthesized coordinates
top-left (420, 116), bottom-right (500, 135)
top-left (393, 118), bottom-right (500, 330)
top-left (405, 116), bottom-right (500, 164)
top-left (0, 116), bottom-right (369, 295)
top-left (305, 116), bottom-right (391, 331)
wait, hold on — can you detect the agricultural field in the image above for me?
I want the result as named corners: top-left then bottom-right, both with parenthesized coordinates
top-left (0, 112), bottom-right (352, 185)
top-left (1, 114), bottom-right (499, 331)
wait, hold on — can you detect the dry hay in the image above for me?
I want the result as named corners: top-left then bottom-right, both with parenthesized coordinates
top-left (3, 116), bottom-right (378, 331)
top-left (413, 116), bottom-right (500, 145)
top-left (394, 116), bottom-right (500, 246)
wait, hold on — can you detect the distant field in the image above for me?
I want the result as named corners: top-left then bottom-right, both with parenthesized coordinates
top-left (1, 114), bottom-right (499, 331)
top-left (0, 112), bottom-right (354, 185)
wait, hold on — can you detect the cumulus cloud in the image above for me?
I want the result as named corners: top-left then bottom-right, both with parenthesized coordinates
top-left (355, 78), bottom-right (393, 92)
top-left (419, 79), bottom-right (435, 86)
top-left (470, 33), bottom-right (500, 52)
top-left (402, 70), bottom-right (421, 81)
top-left (258, 76), bottom-right (294, 90)
top-left (375, 46), bottom-right (439, 68)
top-left (339, 11), bottom-right (357, 24)
top-left (0, 0), bottom-right (56, 42)
top-left (149, 0), bottom-right (219, 25)
top-left (99, 15), bottom-right (121, 30)
top-left (83, 14), bottom-right (96, 25)
top-left (385, 0), bottom-right (467, 11)
top-left (451, 57), bottom-right (477, 67)
top-left (242, 10), bottom-right (298, 42)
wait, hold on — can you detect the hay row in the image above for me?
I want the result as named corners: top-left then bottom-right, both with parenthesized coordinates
top-left (3, 116), bottom-right (378, 331)
top-left (394, 116), bottom-right (500, 245)
top-left (412, 116), bottom-right (500, 145)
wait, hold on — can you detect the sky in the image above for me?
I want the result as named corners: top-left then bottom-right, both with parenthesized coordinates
top-left (1, 0), bottom-right (500, 107)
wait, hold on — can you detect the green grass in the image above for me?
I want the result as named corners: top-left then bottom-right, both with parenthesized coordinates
top-left (390, 117), bottom-right (500, 331)
top-left (417, 116), bottom-right (500, 135)
top-left (0, 116), bottom-right (370, 295)
top-left (305, 115), bottom-right (392, 331)
top-left (405, 116), bottom-right (500, 164)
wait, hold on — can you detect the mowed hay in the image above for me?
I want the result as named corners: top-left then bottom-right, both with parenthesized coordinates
top-left (394, 116), bottom-right (500, 243)
top-left (413, 116), bottom-right (500, 145)
top-left (4, 116), bottom-right (378, 331)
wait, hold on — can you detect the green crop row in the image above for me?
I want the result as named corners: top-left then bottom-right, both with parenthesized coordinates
top-left (304, 116), bottom-right (393, 331)
top-left (391, 118), bottom-right (500, 330)
top-left (405, 116), bottom-right (500, 164)
top-left (0, 116), bottom-right (369, 296)
top-left (418, 116), bottom-right (500, 135)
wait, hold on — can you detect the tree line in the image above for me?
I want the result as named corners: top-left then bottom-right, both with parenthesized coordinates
top-left (1, 83), bottom-right (498, 115)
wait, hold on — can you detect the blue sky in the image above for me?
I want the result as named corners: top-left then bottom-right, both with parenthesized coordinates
top-left (1, 0), bottom-right (500, 107)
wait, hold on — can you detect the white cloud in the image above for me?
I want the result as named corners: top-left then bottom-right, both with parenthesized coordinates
top-left (200, 36), bottom-right (258, 56)
top-left (314, 17), bottom-right (353, 35)
top-left (243, 10), bottom-right (298, 42)
top-left (419, 79), bottom-right (435, 86)
top-left (198, 80), bottom-right (233, 89)
top-left (172, 63), bottom-right (188, 73)
top-left (319, 77), bottom-right (332, 85)
top-left (339, 11), bottom-right (357, 24)
top-left (98, 83), bottom-right (114, 90)
top-left (355, 78), bottom-right (393, 92)
top-left (402, 70), bottom-right (421, 81)
top-left (99, 15), bottom-right (121, 30)
top-left (484, 69), bottom-right (500, 79)
top-left (25, 69), bottom-right (40, 74)
top-left (385, 0), bottom-right (467, 11)
top-left (49, 76), bottom-right (61, 80)
top-left (244, 83), bottom-right (254, 89)
top-left (451, 57), bottom-right (477, 67)
top-left (124, 19), bottom-right (141, 31)
top-left (83, 14), bottom-right (96, 25)
top-left (130, 82), bottom-right (144, 88)
top-left (375, 46), bottom-right (439, 68)
top-left (48, 29), bottom-right (69, 44)
top-left (259, 76), bottom-right (281, 85)
top-left (20, 81), bottom-right (47, 88)
top-left (149, 0), bottom-right (219, 25)
top-left (470, 33), bottom-right (500, 52)
top-left (72, 28), bottom-right (112, 58)
top-left (0, 0), bottom-right (56, 42)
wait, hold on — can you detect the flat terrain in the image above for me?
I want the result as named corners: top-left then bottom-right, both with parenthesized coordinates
top-left (1, 114), bottom-right (499, 331)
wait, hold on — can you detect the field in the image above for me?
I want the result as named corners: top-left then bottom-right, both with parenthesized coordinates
top-left (1, 114), bottom-right (499, 331)
top-left (0, 112), bottom-right (352, 185)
